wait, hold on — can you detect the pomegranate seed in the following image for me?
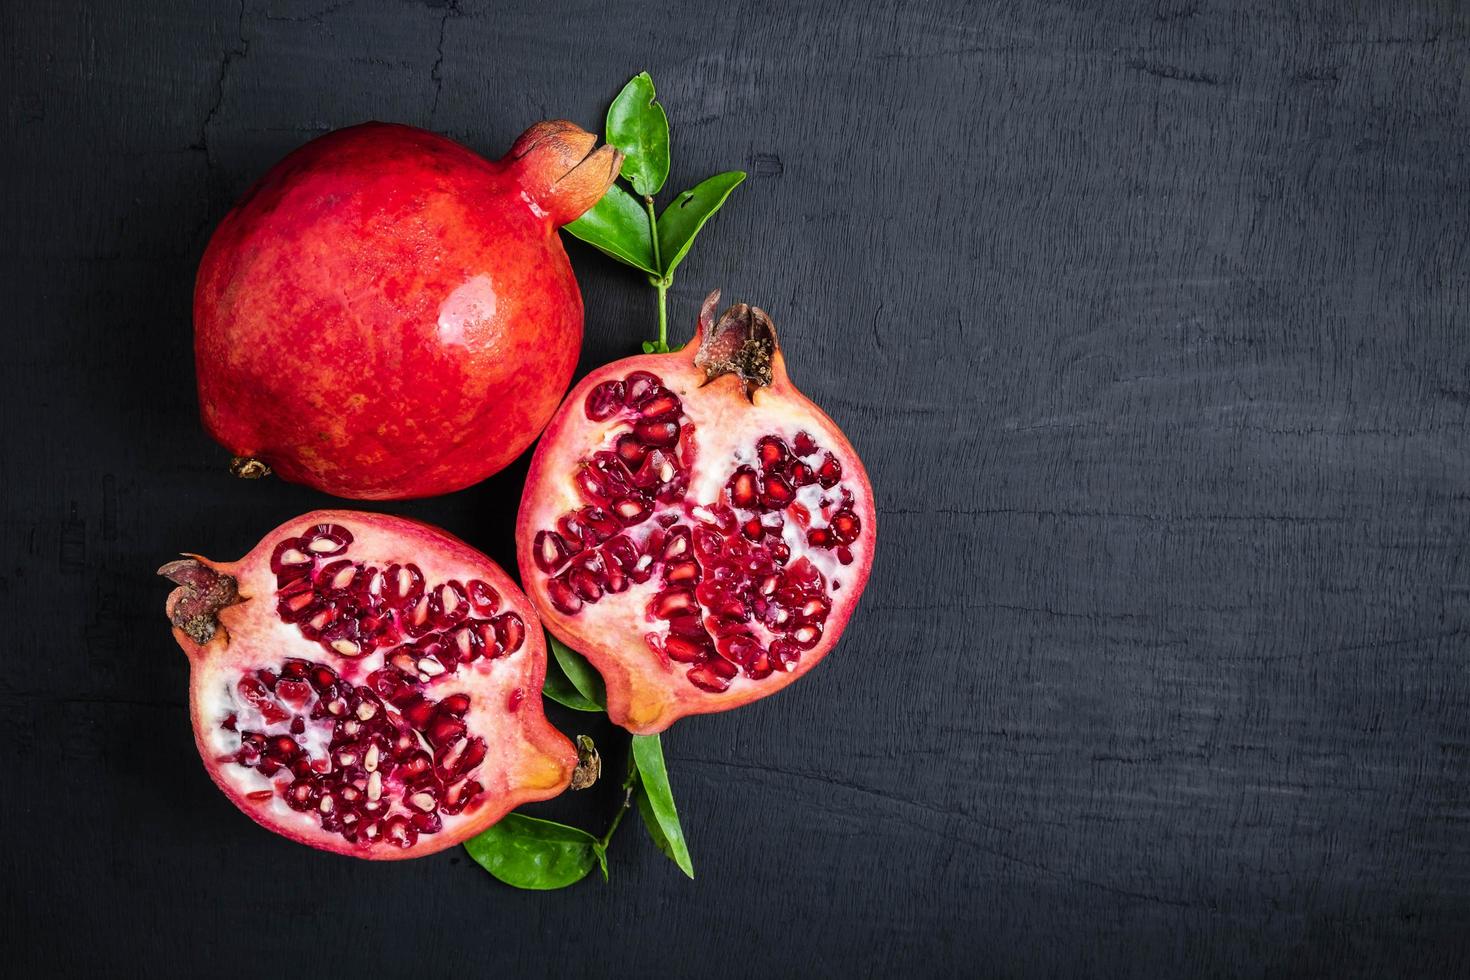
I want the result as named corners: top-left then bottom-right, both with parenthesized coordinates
top-left (613, 494), bottom-right (653, 526)
top-left (237, 676), bottom-right (290, 725)
top-left (270, 537), bottom-right (313, 575)
top-left (246, 790), bottom-right (274, 803)
top-left (726, 466), bottom-right (761, 509)
top-left (493, 613), bottom-right (525, 655)
top-left (286, 780), bottom-right (315, 810)
top-left (384, 815), bottom-right (417, 849)
top-left (640, 391), bottom-right (682, 417)
top-left (757, 436), bottom-right (789, 471)
top-left (290, 717), bottom-right (306, 735)
top-left (428, 716), bottom-right (467, 748)
top-left (275, 679), bottom-right (310, 706)
top-left (792, 431), bottom-right (818, 456)
top-left (585, 379), bottom-right (626, 420)
top-left (220, 713), bottom-right (237, 731)
top-left (533, 530), bottom-right (572, 573)
top-left (466, 578), bottom-right (500, 612)
top-left (570, 568), bottom-right (604, 602)
top-left (761, 475), bottom-right (795, 509)
top-left (816, 452), bottom-right (842, 488)
top-left (663, 560), bottom-right (700, 586)
top-left (686, 659), bottom-right (738, 693)
top-left (458, 737), bottom-right (487, 772)
top-left (268, 735), bottom-right (299, 759)
top-left (616, 433), bottom-right (650, 467)
top-left (603, 534), bottom-right (638, 572)
top-left (382, 563), bottom-right (425, 605)
top-left (578, 506), bottom-right (620, 542)
top-left (634, 419), bottom-right (679, 446)
top-left (723, 634), bottom-right (763, 669)
top-left (650, 588), bottom-right (697, 619)
top-left (631, 449), bottom-right (677, 489)
top-left (438, 692), bottom-right (471, 716)
top-left (665, 635), bottom-right (713, 663)
top-left (830, 509), bottom-right (861, 544)
top-left (836, 546), bottom-right (854, 565)
top-left (548, 574), bottom-right (583, 614)
top-left (508, 688), bottom-right (524, 711)
top-left (791, 623), bottom-right (823, 648)
top-left (401, 696), bottom-right (436, 731)
top-left (662, 526), bottom-right (692, 560)
top-left (303, 523), bottom-right (353, 556)
top-left (623, 371), bottom-right (661, 407)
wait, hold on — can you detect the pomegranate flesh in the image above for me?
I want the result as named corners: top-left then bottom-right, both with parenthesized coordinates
top-left (517, 294), bottom-right (876, 733)
top-left (161, 511), bottom-right (576, 859)
top-left (194, 121), bottom-right (622, 499)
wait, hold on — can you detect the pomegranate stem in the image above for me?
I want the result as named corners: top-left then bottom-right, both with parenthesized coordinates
top-left (644, 195), bottom-right (669, 352)
top-left (597, 752), bottom-right (641, 850)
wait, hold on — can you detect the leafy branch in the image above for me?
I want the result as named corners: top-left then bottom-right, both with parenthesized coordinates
top-left (465, 70), bottom-right (731, 891)
top-left (564, 71), bottom-right (746, 352)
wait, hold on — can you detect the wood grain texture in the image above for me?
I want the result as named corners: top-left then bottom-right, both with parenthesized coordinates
top-left (3, 0), bottom-right (1468, 975)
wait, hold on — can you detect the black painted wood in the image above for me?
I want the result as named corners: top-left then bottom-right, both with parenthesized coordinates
top-left (4, 1), bottom-right (1469, 975)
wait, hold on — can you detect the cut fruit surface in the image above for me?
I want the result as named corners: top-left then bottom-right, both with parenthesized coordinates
top-left (517, 294), bottom-right (876, 733)
top-left (161, 510), bottom-right (574, 859)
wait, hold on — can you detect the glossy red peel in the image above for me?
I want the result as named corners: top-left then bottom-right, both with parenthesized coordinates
top-left (194, 121), bottom-right (621, 499)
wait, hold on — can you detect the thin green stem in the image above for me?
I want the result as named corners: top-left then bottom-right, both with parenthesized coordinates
top-left (645, 195), bottom-right (668, 351)
top-left (597, 751), bottom-right (641, 850)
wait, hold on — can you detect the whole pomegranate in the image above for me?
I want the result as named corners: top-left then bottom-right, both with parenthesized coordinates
top-left (194, 121), bottom-right (622, 499)
top-left (517, 294), bottom-right (876, 733)
top-left (160, 510), bottom-right (576, 859)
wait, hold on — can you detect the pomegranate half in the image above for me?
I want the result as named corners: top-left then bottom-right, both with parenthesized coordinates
top-left (194, 121), bottom-right (622, 499)
top-left (517, 294), bottom-right (877, 733)
top-left (161, 510), bottom-right (575, 859)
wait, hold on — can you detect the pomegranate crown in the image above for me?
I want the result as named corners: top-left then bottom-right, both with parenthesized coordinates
top-left (692, 289), bottom-right (781, 400)
top-left (507, 120), bottom-right (623, 226)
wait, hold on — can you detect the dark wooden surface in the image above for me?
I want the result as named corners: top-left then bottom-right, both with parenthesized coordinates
top-left (4, 1), bottom-right (1469, 975)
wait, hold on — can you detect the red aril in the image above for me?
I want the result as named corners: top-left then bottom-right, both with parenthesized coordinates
top-left (517, 294), bottom-right (877, 733)
top-left (160, 511), bottom-right (576, 859)
top-left (194, 121), bottom-right (622, 499)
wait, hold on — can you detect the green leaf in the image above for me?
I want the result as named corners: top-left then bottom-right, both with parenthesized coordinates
top-left (464, 814), bottom-right (599, 890)
top-left (630, 734), bottom-right (694, 878)
top-left (657, 171), bottom-right (746, 280)
top-left (548, 634), bottom-right (607, 709)
top-left (605, 71), bottom-right (670, 196)
top-left (564, 183), bottom-right (658, 275)
top-left (592, 841), bottom-right (610, 882)
top-left (542, 639), bottom-right (603, 712)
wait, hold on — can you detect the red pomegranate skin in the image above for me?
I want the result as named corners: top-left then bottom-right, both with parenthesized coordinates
top-left (194, 121), bottom-right (620, 499)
